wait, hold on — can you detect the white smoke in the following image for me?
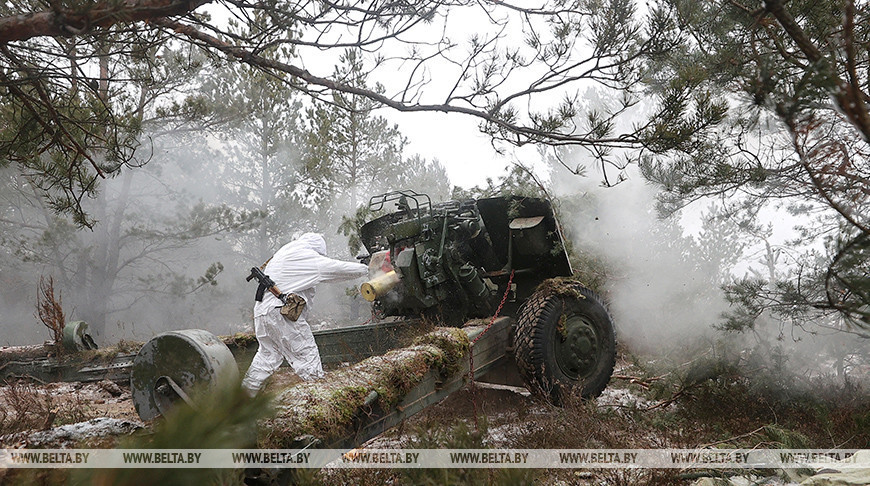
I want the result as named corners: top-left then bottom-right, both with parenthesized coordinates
top-left (554, 166), bottom-right (735, 353)
top-left (551, 158), bottom-right (870, 391)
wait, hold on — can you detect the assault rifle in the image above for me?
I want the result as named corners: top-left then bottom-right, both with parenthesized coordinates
top-left (246, 267), bottom-right (287, 303)
top-left (246, 267), bottom-right (306, 321)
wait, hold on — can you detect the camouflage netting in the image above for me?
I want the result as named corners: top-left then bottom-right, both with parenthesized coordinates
top-left (0, 332), bottom-right (253, 371)
top-left (260, 327), bottom-right (469, 448)
top-left (533, 277), bottom-right (590, 300)
top-left (0, 344), bottom-right (54, 365)
top-left (222, 332), bottom-right (259, 349)
top-left (75, 340), bottom-right (142, 362)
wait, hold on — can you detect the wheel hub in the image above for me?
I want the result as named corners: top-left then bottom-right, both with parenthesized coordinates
top-left (555, 315), bottom-right (600, 379)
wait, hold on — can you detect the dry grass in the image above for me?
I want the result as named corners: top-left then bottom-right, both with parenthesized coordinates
top-left (35, 276), bottom-right (64, 352)
top-left (304, 344), bottom-right (870, 486)
top-left (73, 339), bottom-right (144, 364)
top-left (0, 379), bottom-right (54, 436)
top-left (5, 332), bottom-right (870, 486)
top-left (0, 379), bottom-right (97, 437)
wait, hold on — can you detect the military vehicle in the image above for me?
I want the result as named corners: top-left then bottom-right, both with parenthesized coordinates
top-left (357, 190), bottom-right (616, 401)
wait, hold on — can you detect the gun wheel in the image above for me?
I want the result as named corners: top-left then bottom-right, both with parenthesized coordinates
top-left (514, 280), bottom-right (615, 404)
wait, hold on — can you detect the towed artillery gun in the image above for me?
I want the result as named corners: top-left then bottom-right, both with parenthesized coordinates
top-left (356, 190), bottom-right (616, 402)
top-left (122, 190), bottom-right (618, 452)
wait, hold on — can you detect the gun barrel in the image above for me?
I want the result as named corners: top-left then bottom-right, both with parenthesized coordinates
top-left (360, 270), bottom-right (400, 302)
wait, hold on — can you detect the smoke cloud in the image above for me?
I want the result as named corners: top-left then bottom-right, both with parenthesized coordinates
top-left (551, 156), bottom-right (869, 393)
top-left (559, 174), bottom-right (730, 353)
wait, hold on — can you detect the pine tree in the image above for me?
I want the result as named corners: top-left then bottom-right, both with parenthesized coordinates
top-left (642, 0), bottom-right (870, 328)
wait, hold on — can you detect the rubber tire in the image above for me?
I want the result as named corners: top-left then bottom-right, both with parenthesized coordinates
top-left (514, 281), bottom-right (616, 404)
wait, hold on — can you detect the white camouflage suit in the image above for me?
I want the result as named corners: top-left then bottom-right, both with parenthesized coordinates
top-left (242, 233), bottom-right (368, 395)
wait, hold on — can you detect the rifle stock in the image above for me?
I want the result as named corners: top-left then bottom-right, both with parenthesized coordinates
top-left (247, 267), bottom-right (286, 303)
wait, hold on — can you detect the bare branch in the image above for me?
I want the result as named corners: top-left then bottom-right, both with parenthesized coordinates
top-left (153, 18), bottom-right (644, 147)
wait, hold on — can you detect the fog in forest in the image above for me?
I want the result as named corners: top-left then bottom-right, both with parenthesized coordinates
top-left (0, 130), bottom-right (448, 346)
top-left (0, 103), bottom-right (864, 397)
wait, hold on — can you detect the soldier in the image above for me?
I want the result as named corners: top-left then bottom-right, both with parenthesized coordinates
top-left (242, 233), bottom-right (367, 396)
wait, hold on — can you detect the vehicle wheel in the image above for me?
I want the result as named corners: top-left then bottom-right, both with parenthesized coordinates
top-left (514, 280), bottom-right (615, 404)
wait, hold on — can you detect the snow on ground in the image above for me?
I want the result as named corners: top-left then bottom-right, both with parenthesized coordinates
top-left (596, 386), bottom-right (653, 411)
top-left (1, 417), bottom-right (143, 447)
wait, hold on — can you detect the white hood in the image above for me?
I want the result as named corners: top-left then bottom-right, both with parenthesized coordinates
top-left (289, 232), bottom-right (327, 256)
